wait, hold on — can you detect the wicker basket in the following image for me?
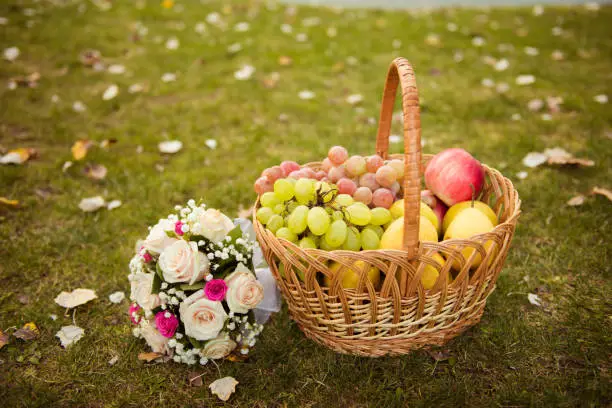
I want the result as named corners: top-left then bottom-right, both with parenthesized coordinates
top-left (253, 57), bottom-right (521, 357)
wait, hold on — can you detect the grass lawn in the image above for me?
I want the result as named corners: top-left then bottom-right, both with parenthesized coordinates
top-left (1, 0), bottom-right (611, 406)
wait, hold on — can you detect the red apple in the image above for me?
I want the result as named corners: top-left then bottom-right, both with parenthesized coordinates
top-left (432, 199), bottom-right (448, 234)
top-left (420, 190), bottom-right (437, 209)
top-left (424, 148), bottom-right (485, 206)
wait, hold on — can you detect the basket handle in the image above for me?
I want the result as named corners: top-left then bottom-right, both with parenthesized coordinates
top-left (375, 57), bottom-right (421, 259)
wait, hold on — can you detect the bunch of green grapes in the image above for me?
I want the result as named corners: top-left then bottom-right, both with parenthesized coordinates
top-left (256, 177), bottom-right (393, 251)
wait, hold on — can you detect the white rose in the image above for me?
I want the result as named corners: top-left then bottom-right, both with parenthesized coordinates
top-left (179, 290), bottom-right (227, 341)
top-left (194, 208), bottom-right (235, 243)
top-left (130, 272), bottom-right (162, 311)
top-left (158, 240), bottom-right (209, 285)
top-left (140, 319), bottom-right (170, 354)
top-left (143, 219), bottom-right (177, 254)
top-left (201, 334), bottom-right (237, 359)
top-left (224, 263), bottom-right (264, 314)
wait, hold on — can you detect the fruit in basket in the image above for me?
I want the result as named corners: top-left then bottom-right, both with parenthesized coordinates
top-left (372, 188), bottom-right (394, 209)
top-left (274, 178), bottom-right (295, 201)
top-left (380, 215), bottom-right (438, 250)
top-left (443, 208), bottom-right (494, 269)
top-left (295, 178), bottom-right (316, 204)
top-left (288, 205), bottom-right (309, 234)
top-left (254, 176), bottom-right (274, 195)
top-left (307, 206), bottom-right (331, 236)
top-left (345, 155), bottom-right (367, 177)
top-left (421, 253), bottom-right (448, 290)
top-left (366, 155), bottom-right (384, 172)
top-left (278, 262), bottom-right (305, 281)
top-left (388, 199), bottom-right (439, 232)
top-left (420, 190), bottom-right (437, 208)
top-left (360, 228), bottom-right (380, 250)
top-left (346, 202), bottom-right (372, 226)
top-left (324, 220), bottom-right (348, 248)
top-left (443, 201), bottom-right (498, 232)
top-left (328, 145), bottom-right (349, 166)
top-left (431, 200), bottom-right (448, 235)
top-left (337, 178), bottom-right (357, 195)
top-left (342, 226), bottom-right (362, 251)
top-left (353, 186), bottom-right (373, 205)
top-left (375, 165), bottom-right (397, 188)
top-left (324, 260), bottom-right (381, 290)
top-left (424, 148), bottom-right (485, 206)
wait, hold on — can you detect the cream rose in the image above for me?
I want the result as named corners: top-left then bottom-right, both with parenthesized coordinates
top-left (194, 208), bottom-right (235, 243)
top-left (158, 240), bottom-right (209, 285)
top-left (143, 219), bottom-right (177, 254)
top-left (224, 263), bottom-right (264, 314)
top-left (130, 272), bottom-right (162, 311)
top-left (179, 290), bottom-right (227, 341)
top-left (140, 319), bottom-right (170, 354)
top-left (201, 334), bottom-right (237, 359)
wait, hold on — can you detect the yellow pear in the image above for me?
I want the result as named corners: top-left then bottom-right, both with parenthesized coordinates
top-left (380, 215), bottom-right (438, 250)
top-left (389, 199), bottom-right (404, 219)
top-left (324, 260), bottom-right (380, 290)
top-left (420, 253), bottom-right (453, 290)
top-left (389, 200), bottom-right (439, 232)
top-left (443, 208), bottom-right (495, 270)
top-left (443, 201), bottom-right (498, 233)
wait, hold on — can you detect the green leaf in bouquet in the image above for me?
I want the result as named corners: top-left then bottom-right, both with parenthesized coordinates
top-left (179, 282), bottom-right (205, 292)
top-left (165, 230), bottom-right (178, 239)
top-left (152, 272), bottom-right (162, 294)
top-left (155, 262), bottom-right (164, 280)
top-left (188, 336), bottom-right (205, 350)
top-left (227, 225), bottom-right (243, 243)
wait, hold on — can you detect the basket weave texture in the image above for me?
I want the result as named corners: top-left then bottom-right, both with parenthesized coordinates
top-left (253, 58), bottom-right (521, 357)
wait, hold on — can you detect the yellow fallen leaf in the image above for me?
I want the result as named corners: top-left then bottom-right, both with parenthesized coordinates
top-left (0, 197), bottom-right (19, 207)
top-left (138, 352), bottom-right (163, 362)
top-left (84, 163), bottom-right (108, 180)
top-left (161, 0), bottom-right (173, 8)
top-left (14, 322), bottom-right (39, 341)
top-left (278, 56), bottom-right (292, 66)
top-left (592, 186), bottom-right (612, 202)
top-left (547, 156), bottom-right (594, 167)
top-left (71, 140), bottom-right (93, 161)
top-left (0, 329), bottom-right (8, 349)
top-left (209, 376), bottom-right (238, 401)
top-left (55, 288), bottom-right (98, 308)
top-left (0, 148), bottom-right (36, 165)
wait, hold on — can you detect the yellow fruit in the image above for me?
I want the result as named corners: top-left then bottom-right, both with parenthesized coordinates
top-left (443, 201), bottom-right (498, 233)
top-left (389, 199), bottom-right (404, 219)
top-left (324, 260), bottom-right (380, 290)
top-left (380, 215), bottom-right (438, 250)
top-left (443, 208), bottom-right (495, 270)
top-left (419, 202), bottom-right (439, 232)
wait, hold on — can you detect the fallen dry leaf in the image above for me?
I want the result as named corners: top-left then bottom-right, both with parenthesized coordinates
top-left (100, 138), bottom-right (118, 149)
top-left (278, 56), bottom-right (292, 66)
top-left (8, 72), bottom-right (40, 88)
top-left (14, 322), bottom-right (39, 341)
top-left (427, 349), bottom-right (451, 361)
top-left (0, 329), bottom-right (8, 349)
top-left (79, 196), bottom-right (106, 212)
top-left (107, 200), bottom-right (122, 210)
top-left (592, 186), bottom-right (612, 202)
top-left (138, 352), bottom-right (163, 362)
top-left (567, 195), bottom-right (586, 206)
top-left (0, 197), bottom-right (19, 207)
top-left (547, 156), bottom-right (594, 167)
top-left (56, 325), bottom-right (84, 347)
top-left (522, 152), bottom-right (548, 168)
top-left (84, 163), bottom-right (107, 180)
top-left (209, 376), bottom-right (238, 401)
top-left (158, 140), bottom-right (183, 154)
top-left (55, 288), bottom-right (97, 309)
top-left (189, 372), bottom-right (204, 387)
top-left (108, 355), bottom-right (119, 366)
top-left (0, 147), bottom-right (37, 165)
top-left (71, 140), bottom-right (93, 161)
top-left (528, 293), bottom-right (542, 307)
top-left (108, 291), bottom-right (125, 303)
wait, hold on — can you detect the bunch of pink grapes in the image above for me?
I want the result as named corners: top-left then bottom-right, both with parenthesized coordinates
top-left (254, 146), bottom-right (404, 209)
top-left (323, 146), bottom-right (404, 209)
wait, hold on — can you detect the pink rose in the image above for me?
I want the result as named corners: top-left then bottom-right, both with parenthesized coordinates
top-left (154, 311), bottom-right (179, 338)
top-left (175, 221), bottom-right (184, 236)
top-left (129, 303), bottom-right (141, 325)
top-left (205, 279), bottom-right (227, 301)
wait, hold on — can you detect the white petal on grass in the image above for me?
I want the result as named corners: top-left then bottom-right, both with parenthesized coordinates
top-left (511, 113), bottom-right (522, 121)
top-left (527, 293), bottom-right (542, 306)
top-left (79, 196), bottom-right (106, 212)
top-left (524, 46), bottom-right (539, 56)
top-left (161, 73), bottom-right (176, 82)
top-left (107, 200), bottom-right (122, 210)
top-left (205, 139), bottom-right (218, 149)
top-left (471, 36), bottom-right (485, 47)
top-left (108, 291), bottom-right (125, 303)
top-left (102, 84), bottom-right (119, 101)
top-left (527, 99), bottom-right (544, 111)
top-left (567, 195), bottom-right (586, 206)
top-left (55, 288), bottom-right (98, 308)
top-left (107, 64), bottom-right (126, 75)
top-left (532, 5), bottom-right (544, 16)
top-left (516, 171), bottom-right (528, 180)
top-left (552, 26), bottom-right (563, 36)
top-left (206, 12), bottom-right (221, 25)
top-left (541, 113), bottom-right (552, 121)
top-left (0, 17), bottom-right (8, 25)
top-left (447, 22), bottom-right (458, 32)
top-left (194, 22), bottom-right (206, 34)
top-left (392, 39), bottom-right (401, 49)
top-left (128, 83), bottom-right (143, 93)
top-left (453, 51), bottom-right (464, 62)
top-left (346, 94), bottom-right (363, 105)
top-left (166, 37), bottom-right (179, 50)
top-left (551, 50), bottom-right (564, 61)
top-left (302, 17), bottom-right (321, 27)
top-left (56, 325), bottom-right (84, 348)
top-left (481, 78), bottom-right (495, 88)
top-left (326, 26), bottom-right (337, 38)
top-left (389, 135), bottom-right (402, 144)
top-left (50, 314), bottom-right (57, 321)
top-left (543, 147), bottom-right (572, 161)
top-left (280, 23), bottom-right (293, 34)
top-left (585, 2), bottom-right (600, 11)
top-left (296, 33), bottom-right (308, 42)
top-left (494, 58), bottom-right (509, 71)
top-left (594, 94), bottom-right (608, 104)
top-left (298, 90), bottom-right (315, 100)
top-left (3, 46), bottom-right (19, 61)
top-left (108, 355), bottom-right (119, 366)
top-left (234, 65), bottom-right (255, 81)
top-left (73, 101), bottom-right (86, 112)
top-left (496, 82), bottom-right (510, 94)
top-left (227, 43), bottom-right (242, 54)
top-left (158, 140), bottom-right (183, 154)
top-left (516, 75), bottom-right (535, 85)
top-left (62, 161), bottom-right (73, 172)
top-left (234, 22), bottom-right (250, 32)
top-left (522, 152), bottom-right (548, 168)
top-left (209, 377), bottom-right (239, 401)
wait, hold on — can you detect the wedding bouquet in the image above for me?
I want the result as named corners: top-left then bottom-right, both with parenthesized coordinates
top-left (128, 200), bottom-right (267, 365)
